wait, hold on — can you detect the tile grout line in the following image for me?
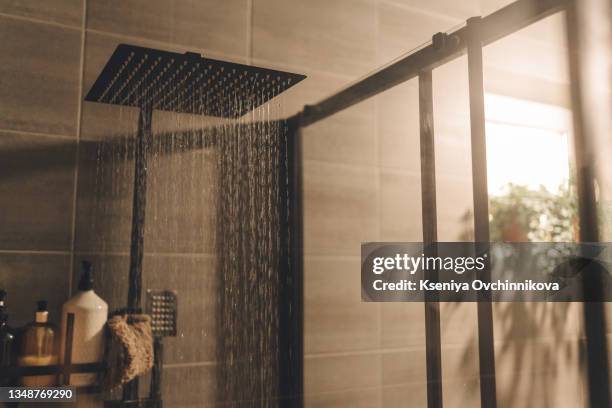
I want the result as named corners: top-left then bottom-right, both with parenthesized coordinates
top-left (68, 0), bottom-right (88, 299)
top-left (0, 11), bottom-right (81, 31)
top-left (378, 0), bottom-right (462, 24)
top-left (303, 254), bottom-right (360, 261)
top-left (0, 249), bottom-right (72, 255)
top-left (164, 361), bottom-right (217, 369)
top-left (246, 0), bottom-right (254, 65)
top-left (304, 338), bottom-right (506, 360)
top-left (85, 28), bottom-right (248, 64)
top-left (73, 251), bottom-right (216, 259)
top-left (303, 158), bottom-right (381, 173)
top-left (0, 128), bottom-right (77, 141)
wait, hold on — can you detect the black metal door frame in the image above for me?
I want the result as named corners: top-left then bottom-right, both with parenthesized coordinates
top-left (290, 0), bottom-right (610, 407)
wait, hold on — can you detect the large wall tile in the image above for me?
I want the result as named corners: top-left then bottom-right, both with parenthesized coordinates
top-left (304, 98), bottom-right (378, 167)
top-left (376, 80), bottom-right (420, 172)
top-left (162, 363), bottom-right (216, 407)
top-left (303, 161), bottom-right (378, 256)
top-left (435, 177), bottom-right (474, 241)
top-left (439, 345), bottom-right (481, 407)
top-left (0, 132), bottom-right (76, 251)
top-left (87, 0), bottom-right (249, 59)
top-left (440, 302), bottom-right (478, 347)
top-left (0, 16), bottom-right (81, 136)
top-left (377, 1), bottom-right (457, 64)
top-left (434, 134), bottom-right (472, 181)
top-left (382, 349), bottom-right (426, 386)
top-left (253, 0), bottom-right (377, 77)
top-left (0, 0), bottom-right (83, 27)
top-left (382, 382), bottom-right (427, 407)
top-left (0, 252), bottom-right (70, 326)
top-left (305, 353), bottom-right (382, 395)
top-left (144, 144), bottom-right (216, 254)
top-left (385, 0), bottom-right (479, 20)
top-left (74, 139), bottom-right (133, 253)
top-left (378, 169), bottom-right (422, 242)
top-left (304, 257), bottom-right (379, 354)
top-left (443, 377), bottom-right (481, 408)
top-left (305, 387), bottom-right (381, 408)
top-left (381, 303), bottom-right (425, 349)
top-left (441, 341), bottom-right (480, 384)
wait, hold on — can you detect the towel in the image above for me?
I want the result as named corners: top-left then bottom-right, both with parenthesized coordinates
top-left (104, 313), bottom-right (154, 390)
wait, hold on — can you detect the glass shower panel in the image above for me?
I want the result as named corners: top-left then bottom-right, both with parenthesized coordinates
top-left (301, 97), bottom-right (382, 406)
top-left (482, 11), bottom-right (585, 408)
top-left (300, 77), bottom-right (428, 405)
top-left (377, 78), bottom-right (427, 407)
top-left (433, 55), bottom-right (481, 408)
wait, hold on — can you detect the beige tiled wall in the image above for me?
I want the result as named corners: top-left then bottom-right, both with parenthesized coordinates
top-left (0, 0), bottom-right (589, 407)
top-left (0, 0), bottom-right (84, 325)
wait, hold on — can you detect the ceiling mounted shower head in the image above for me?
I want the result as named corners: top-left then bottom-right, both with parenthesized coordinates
top-left (85, 44), bottom-right (306, 118)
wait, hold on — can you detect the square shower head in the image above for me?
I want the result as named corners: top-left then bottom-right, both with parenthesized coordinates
top-left (85, 44), bottom-right (306, 118)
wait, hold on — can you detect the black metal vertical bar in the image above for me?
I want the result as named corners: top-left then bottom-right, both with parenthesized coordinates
top-left (278, 120), bottom-right (291, 405)
top-left (278, 118), bottom-right (304, 407)
top-left (128, 106), bottom-right (152, 310)
top-left (124, 106), bottom-right (152, 402)
top-left (466, 16), bottom-right (497, 408)
top-left (565, 2), bottom-right (611, 406)
top-left (150, 338), bottom-right (163, 403)
top-left (290, 118), bottom-right (304, 408)
top-left (419, 70), bottom-right (443, 408)
top-left (62, 313), bottom-right (75, 386)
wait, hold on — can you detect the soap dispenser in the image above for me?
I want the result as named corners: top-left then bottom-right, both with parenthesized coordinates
top-left (60, 260), bottom-right (108, 386)
top-left (18, 300), bottom-right (58, 386)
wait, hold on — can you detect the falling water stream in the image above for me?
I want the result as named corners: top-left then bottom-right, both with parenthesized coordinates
top-left (83, 69), bottom-right (289, 405)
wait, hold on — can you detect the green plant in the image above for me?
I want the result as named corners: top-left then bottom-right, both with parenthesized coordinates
top-left (489, 182), bottom-right (578, 242)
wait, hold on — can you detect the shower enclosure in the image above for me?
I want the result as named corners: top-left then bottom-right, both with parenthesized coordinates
top-left (0, 0), bottom-right (609, 406)
top-left (285, 0), bottom-right (611, 407)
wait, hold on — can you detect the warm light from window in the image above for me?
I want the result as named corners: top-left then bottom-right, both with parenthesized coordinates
top-left (484, 94), bottom-right (572, 196)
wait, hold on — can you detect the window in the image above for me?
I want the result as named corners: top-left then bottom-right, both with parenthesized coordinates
top-left (484, 94), bottom-right (576, 242)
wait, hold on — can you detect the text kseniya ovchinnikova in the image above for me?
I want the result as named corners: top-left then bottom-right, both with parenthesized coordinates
top-left (370, 253), bottom-right (560, 292)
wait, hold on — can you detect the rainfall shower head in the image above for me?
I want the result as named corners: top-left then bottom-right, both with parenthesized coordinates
top-left (85, 44), bottom-right (306, 118)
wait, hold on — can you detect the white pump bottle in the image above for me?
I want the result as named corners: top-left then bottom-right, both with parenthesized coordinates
top-left (60, 261), bottom-right (108, 386)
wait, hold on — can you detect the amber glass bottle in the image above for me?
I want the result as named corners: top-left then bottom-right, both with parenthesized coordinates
top-left (18, 300), bottom-right (58, 386)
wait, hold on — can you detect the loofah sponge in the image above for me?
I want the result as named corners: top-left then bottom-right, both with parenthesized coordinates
top-left (104, 313), bottom-right (154, 390)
